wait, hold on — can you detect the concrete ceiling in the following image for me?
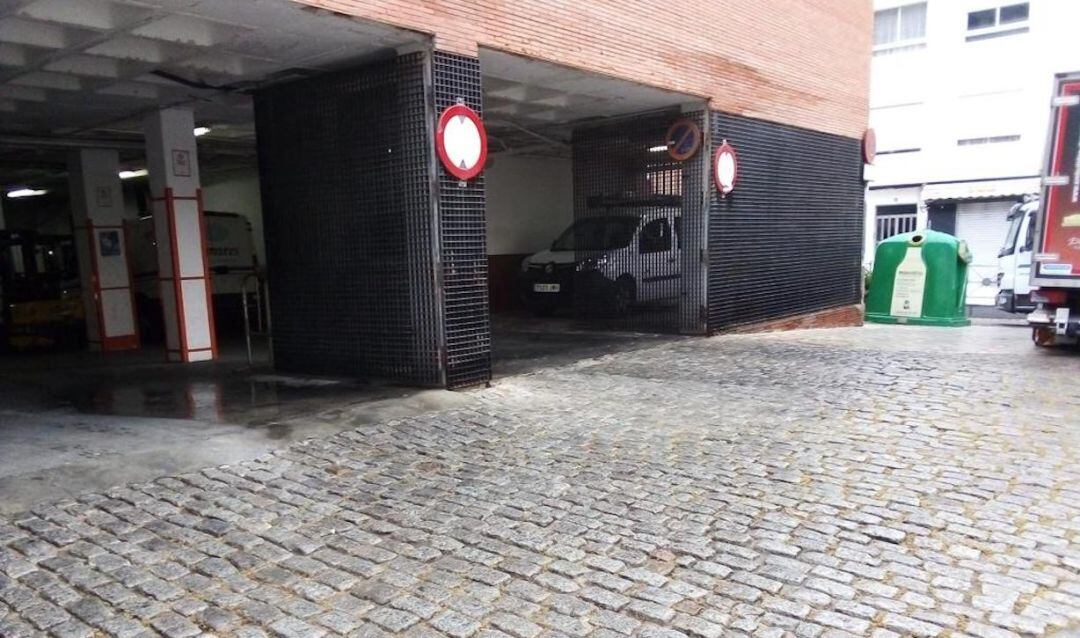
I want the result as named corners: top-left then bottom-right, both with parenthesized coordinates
top-left (0, 0), bottom-right (427, 192)
top-left (480, 49), bottom-right (703, 156)
top-left (0, 0), bottom-right (427, 138)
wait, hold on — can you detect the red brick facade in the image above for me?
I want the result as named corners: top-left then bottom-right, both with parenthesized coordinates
top-left (294, 1), bottom-right (871, 139)
top-left (730, 304), bottom-right (865, 333)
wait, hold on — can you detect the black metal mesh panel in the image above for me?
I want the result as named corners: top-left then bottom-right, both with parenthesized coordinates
top-left (254, 53), bottom-right (443, 384)
top-left (432, 52), bottom-right (491, 388)
top-left (707, 112), bottom-right (864, 332)
top-left (553, 112), bottom-right (707, 333)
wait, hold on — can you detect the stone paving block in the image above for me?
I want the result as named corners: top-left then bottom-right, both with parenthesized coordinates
top-left (5, 327), bottom-right (1080, 638)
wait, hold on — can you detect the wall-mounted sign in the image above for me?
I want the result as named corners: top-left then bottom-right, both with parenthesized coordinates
top-left (95, 185), bottom-right (113, 208)
top-left (436, 103), bottom-right (487, 181)
top-left (171, 149), bottom-right (191, 177)
top-left (98, 230), bottom-right (121, 257)
top-left (863, 128), bottom-right (877, 165)
top-left (665, 119), bottom-right (702, 161)
top-left (713, 140), bottom-right (738, 196)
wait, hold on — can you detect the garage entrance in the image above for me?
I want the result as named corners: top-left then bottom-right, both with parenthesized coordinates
top-left (480, 51), bottom-right (708, 368)
top-left (0, 0), bottom-right (456, 502)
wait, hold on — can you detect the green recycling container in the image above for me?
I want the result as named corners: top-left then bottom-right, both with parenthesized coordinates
top-left (865, 230), bottom-right (971, 327)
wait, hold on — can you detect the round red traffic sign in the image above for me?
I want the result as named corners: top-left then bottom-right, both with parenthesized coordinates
top-left (863, 128), bottom-right (877, 165)
top-left (713, 141), bottom-right (738, 195)
top-left (436, 104), bottom-right (488, 181)
top-left (665, 118), bottom-right (702, 161)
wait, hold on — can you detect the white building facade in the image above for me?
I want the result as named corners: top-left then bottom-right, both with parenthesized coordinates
top-left (866, 0), bottom-right (1080, 305)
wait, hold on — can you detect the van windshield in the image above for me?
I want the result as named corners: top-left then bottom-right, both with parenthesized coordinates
top-left (551, 216), bottom-right (639, 251)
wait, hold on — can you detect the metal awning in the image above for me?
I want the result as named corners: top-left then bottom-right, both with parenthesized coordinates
top-left (922, 177), bottom-right (1041, 202)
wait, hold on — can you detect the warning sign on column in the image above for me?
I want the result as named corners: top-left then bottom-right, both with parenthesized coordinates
top-left (890, 246), bottom-right (927, 318)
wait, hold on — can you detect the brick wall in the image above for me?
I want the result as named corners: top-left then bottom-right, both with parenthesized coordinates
top-left (292, 0), bottom-right (871, 139)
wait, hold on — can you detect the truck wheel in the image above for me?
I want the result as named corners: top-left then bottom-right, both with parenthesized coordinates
top-left (1033, 326), bottom-right (1055, 347)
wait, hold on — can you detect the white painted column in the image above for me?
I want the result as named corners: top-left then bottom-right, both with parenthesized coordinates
top-left (68, 148), bottom-right (139, 351)
top-left (142, 108), bottom-right (217, 362)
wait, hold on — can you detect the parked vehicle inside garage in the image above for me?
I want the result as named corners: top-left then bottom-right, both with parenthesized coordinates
top-left (127, 211), bottom-right (260, 341)
top-left (520, 200), bottom-right (681, 316)
top-left (0, 230), bottom-right (84, 351)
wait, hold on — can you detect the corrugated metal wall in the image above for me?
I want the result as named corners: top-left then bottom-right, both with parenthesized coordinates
top-left (432, 52), bottom-right (491, 389)
top-left (707, 112), bottom-right (864, 331)
top-left (254, 52), bottom-right (445, 384)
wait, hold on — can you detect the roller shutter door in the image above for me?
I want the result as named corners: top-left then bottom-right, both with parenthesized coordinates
top-left (954, 200), bottom-right (1013, 306)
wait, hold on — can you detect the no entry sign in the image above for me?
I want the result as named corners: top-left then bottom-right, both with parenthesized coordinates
top-left (436, 103), bottom-right (488, 181)
top-left (863, 128), bottom-right (877, 165)
top-left (713, 140), bottom-right (738, 196)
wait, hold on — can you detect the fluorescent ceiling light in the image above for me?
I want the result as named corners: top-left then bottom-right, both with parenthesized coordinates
top-left (193, 126), bottom-right (211, 137)
top-left (119, 169), bottom-right (148, 179)
top-left (648, 145), bottom-right (668, 152)
top-left (7, 188), bottom-right (47, 198)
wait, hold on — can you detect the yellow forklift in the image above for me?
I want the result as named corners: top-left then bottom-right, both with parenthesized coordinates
top-left (0, 229), bottom-right (85, 351)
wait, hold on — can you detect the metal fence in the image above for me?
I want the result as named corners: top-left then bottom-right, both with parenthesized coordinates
top-left (254, 52), bottom-right (444, 384)
top-left (707, 112), bottom-right (864, 331)
top-left (538, 111), bottom-right (708, 334)
top-left (875, 211), bottom-right (918, 242)
top-left (433, 52), bottom-right (491, 389)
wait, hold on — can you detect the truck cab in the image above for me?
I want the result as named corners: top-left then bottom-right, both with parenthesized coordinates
top-left (996, 198), bottom-right (1038, 314)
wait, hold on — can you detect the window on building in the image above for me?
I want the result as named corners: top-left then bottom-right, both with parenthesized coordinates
top-left (873, 3), bottom-right (928, 55)
top-left (957, 134), bottom-right (1021, 146)
top-left (875, 204), bottom-right (919, 242)
top-left (1022, 210), bottom-right (1036, 252)
top-left (966, 3), bottom-right (1029, 41)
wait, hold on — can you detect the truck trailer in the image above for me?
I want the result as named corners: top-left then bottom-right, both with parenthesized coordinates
top-left (1027, 72), bottom-right (1080, 346)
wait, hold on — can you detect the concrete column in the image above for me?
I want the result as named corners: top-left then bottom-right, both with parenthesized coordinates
top-left (142, 108), bottom-right (217, 362)
top-left (68, 148), bottom-right (139, 351)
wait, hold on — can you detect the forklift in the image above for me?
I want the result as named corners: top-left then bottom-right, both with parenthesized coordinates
top-left (0, 229), bottom-right (85, 351)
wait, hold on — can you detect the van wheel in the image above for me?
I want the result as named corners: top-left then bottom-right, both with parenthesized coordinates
top-left (611, 277), bottom-right (636, 316)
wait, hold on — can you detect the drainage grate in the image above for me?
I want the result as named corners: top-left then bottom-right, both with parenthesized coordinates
top-left (707, 112), bottom-right (864, 332)
top-left (432, 52), bottom-right (491, 389)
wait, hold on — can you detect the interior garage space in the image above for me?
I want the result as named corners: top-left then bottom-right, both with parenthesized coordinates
top-left (480, 50), bottom-right (709, 371)
top-left (0, 0), bottom-right (465, 508)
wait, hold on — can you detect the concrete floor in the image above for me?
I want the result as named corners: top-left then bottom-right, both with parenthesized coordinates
top-left (0, 319), bottom-right (672, 514)
top-left (0, 343), bottom-right (479, 514)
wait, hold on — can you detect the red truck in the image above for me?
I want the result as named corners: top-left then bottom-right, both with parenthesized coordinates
top-left (1028, 72), bottom-right (1080, 346)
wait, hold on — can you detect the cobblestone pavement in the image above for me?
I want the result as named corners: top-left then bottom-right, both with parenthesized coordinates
top-left (3, 324), bottom-right (1080, 638)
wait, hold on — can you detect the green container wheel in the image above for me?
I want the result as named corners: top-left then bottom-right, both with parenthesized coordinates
top-left (865, 230), bottom-right (971, 327)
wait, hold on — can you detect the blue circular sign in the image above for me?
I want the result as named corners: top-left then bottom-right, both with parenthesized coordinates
top-left (665, 119), bottom-right (702, 161)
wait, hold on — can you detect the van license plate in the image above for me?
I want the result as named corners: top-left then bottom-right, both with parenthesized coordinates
top-left (533, 283), bottom-right (560, 293)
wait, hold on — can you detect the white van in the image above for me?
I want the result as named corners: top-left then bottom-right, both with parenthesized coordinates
top-left (996, 198), bottom-right (1038, 314)
top-left (519, 207), bottom-right (681, 315)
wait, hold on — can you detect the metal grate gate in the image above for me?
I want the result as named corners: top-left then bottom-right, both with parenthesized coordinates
top-left (254, 52), bottom-right (443, 384)
top-left (707, 112), bottom-right (864, 331)
top-left (566, 112), bottom-right (708, 334)
top-left (432, 52), bottom-right (491, 388)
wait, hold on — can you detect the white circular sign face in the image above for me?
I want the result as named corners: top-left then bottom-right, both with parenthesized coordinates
top-left (443, 114), bottom-right (483, 171)
top-left (714, 144), bottom-right (738, 195)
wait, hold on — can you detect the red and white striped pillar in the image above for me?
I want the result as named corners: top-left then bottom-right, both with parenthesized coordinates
top-left (68, 148), bottom-right (139, 351)
top-left (142, 108), bottom-right (217, 362)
